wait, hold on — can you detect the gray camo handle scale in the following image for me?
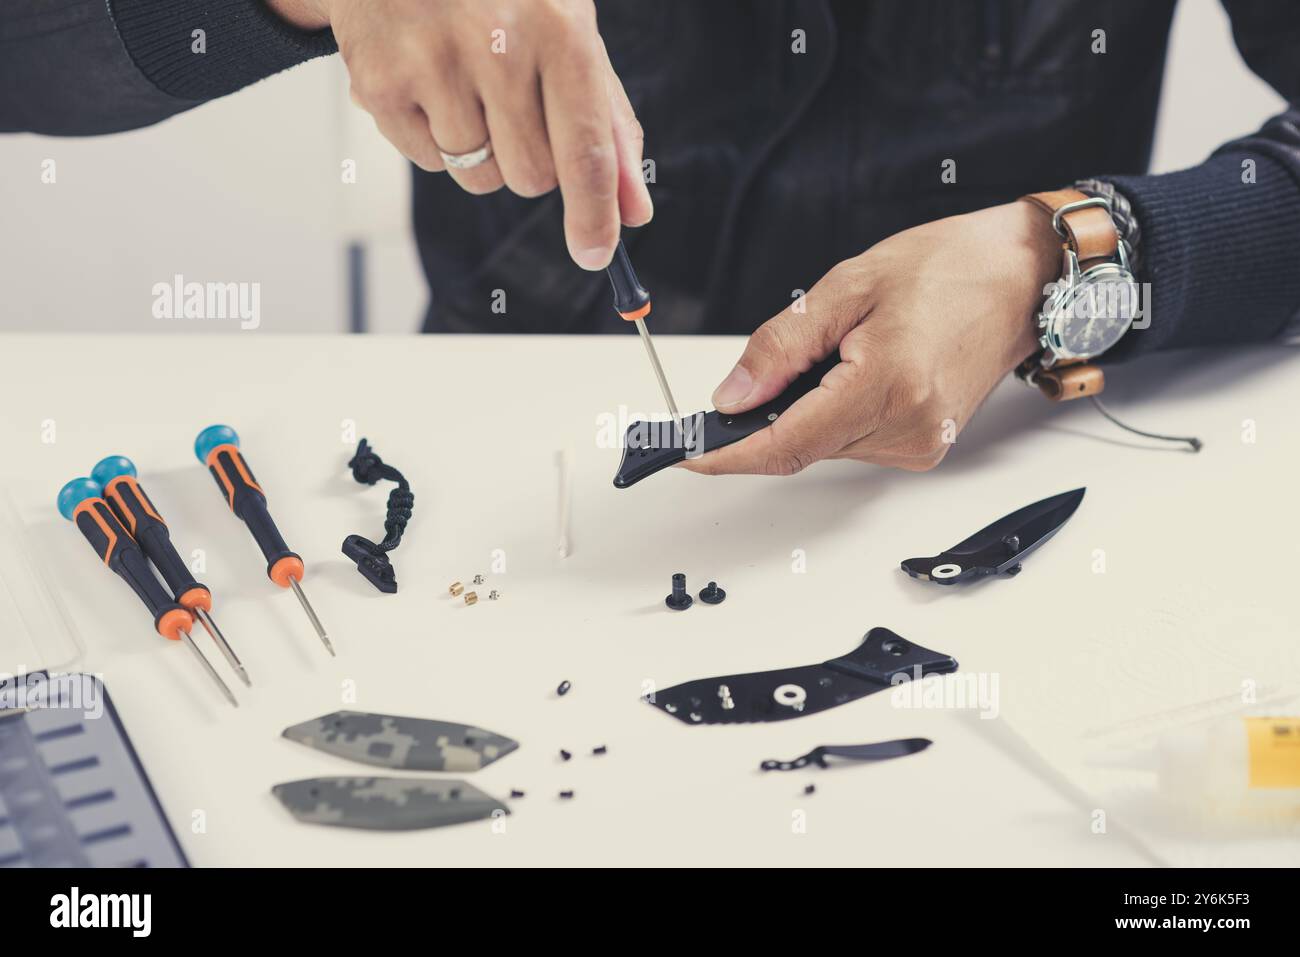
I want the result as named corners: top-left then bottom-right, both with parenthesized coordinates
top-left (613, 352), bottom-right (842, 488)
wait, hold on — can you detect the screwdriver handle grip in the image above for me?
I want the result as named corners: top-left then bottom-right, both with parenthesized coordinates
top-left (71, 497), bottom-right (192, 641)
top-left (607, 239), bottom-right (651, 320)
top-left (101, 475), bottom-right (213, 613)
top-left (204, 443), bottom-right (304, 588)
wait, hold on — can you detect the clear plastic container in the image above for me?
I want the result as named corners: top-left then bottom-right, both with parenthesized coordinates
top-left (0, 488), bottom-right (85, 677)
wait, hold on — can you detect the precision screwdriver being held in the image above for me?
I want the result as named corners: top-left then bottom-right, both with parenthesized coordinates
top-left (56, 478), bottom-right (238, 707)
top-left (607, 239), bottom-right (684, 432)
top-left (193, 425), bottom-right (333, 657)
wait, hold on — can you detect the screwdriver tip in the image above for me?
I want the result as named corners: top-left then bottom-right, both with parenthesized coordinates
top-left (321, 635), bottom-right (336, 657)
top-left (235, 666), bottom-right (252, 687)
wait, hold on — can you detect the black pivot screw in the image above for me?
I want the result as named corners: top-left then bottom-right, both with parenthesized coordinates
top-left (699, 581), bottom-right (726, 605)
top-left (1002, 534), bottom-right (1020, 554)
top-left (665, 572), bottom-right (693, 610)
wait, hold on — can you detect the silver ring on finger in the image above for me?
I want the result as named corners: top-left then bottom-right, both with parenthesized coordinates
top-left (437, 139), bottom-right (493, 171)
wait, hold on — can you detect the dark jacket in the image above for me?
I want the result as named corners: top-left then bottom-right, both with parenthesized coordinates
top-left (4, 0), bottom-right (1299, 359)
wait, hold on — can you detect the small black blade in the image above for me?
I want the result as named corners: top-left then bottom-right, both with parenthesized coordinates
top-left (901, 488), bottom-right (1084, 585)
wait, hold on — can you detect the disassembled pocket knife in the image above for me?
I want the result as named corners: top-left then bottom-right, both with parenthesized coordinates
top-left (272, 777), bottom-right (508, 831)
top-left (613, 352), bottom-right (842, 488)
top-left (901, 487), bottom-right (1085, 585)
top-left (760, 737), bottom-right (933, 771)
top-left (282, 711), bottom-right (518, 772)
top-left (647, 627), bottom-right (957, 725)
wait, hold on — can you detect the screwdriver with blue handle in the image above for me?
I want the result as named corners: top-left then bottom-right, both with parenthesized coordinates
top-left (57, 478), bottom-right (238, 707)
top-left (91, 455), bottom-right (250, 687)
top-left (193, 425), bottom-right (333, 656)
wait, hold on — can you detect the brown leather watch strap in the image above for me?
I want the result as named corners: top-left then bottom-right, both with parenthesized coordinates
top-left (1016, 358), bottom-right (1105, 401)
top-left (1023, 188), bottom-right (1118, 263)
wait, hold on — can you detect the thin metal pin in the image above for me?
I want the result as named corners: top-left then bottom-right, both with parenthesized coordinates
top-left (633, 317), bottom-right (682, 430)
top-left (180, 630), bottom-right (238, 707)
top-left (289, 577), bottom-right (334, 656)
top-left (194, 607), bottom-right (250, 686)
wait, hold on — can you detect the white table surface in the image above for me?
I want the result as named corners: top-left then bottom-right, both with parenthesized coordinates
top-left (3, 333), bottom-right (1295, 867)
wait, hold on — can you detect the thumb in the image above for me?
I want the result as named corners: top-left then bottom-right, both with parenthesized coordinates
top-left (712, 264), bottom-right (866, 413)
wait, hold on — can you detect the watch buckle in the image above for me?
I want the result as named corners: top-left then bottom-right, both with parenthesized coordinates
top-left (1050, 196), bottom-right (1111, 239)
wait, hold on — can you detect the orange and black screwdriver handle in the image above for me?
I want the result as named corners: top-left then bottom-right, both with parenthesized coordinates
top-left (607, 239), bottom-right (651, 321)
top-left (56, 480), bottom-right (193, 642)
top-left (194, 426), bottom-right (303, 589)
top-left (92, 456), bottom-right (214, 616)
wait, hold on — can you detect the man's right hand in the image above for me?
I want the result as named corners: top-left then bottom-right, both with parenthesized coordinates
top-left (270, 0), bottom-right (653, 270)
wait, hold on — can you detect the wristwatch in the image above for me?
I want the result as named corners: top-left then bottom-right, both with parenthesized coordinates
top-left (1015, 188), bottom-right (1140, 400)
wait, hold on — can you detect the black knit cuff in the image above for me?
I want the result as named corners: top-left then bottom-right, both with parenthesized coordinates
top-left (1100, 150), bottom-right (1300, 362)
top-left (108, 0), bottom-right (337, 102)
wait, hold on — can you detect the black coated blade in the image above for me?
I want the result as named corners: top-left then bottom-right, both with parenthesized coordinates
top-left (647, 628), bottom-right (958, 725)
top-left (613, 353), bottom-right (841, 488)
top-left (901, 488), bottom-right (1084, 585)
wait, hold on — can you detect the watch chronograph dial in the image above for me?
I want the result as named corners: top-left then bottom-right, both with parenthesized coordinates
top-left (1047, 266), bottom-right (1140, 360)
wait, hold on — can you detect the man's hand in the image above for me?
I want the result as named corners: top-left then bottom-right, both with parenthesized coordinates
top-left (271, 0), bottom-right (652, 270)
top-left (681, 202), bottom-right (1061, 476)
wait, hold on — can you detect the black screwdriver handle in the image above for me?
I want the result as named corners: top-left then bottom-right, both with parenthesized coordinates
top-left (607, 239), bottom-right (652, 320)
top-left (71, 497), bottom-right (193, 641)
top-left (102, 475), bottom-right (213, 612)
top-left (203, 443), bottom-right (304, 588)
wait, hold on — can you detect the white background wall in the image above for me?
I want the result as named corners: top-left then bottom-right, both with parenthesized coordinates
top-left (0, 0), bottom-right (1286, 335)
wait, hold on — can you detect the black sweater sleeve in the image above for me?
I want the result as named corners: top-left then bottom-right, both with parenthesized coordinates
top-left (0, 1), bottom-right (335, 136)
top-left (1099, 1), bottom-right (1300, 361)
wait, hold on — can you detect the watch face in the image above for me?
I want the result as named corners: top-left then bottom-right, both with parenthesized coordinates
top-left (1044, 264), bottom-right (1139, 360)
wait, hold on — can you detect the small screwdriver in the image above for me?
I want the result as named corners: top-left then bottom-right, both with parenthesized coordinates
top-left (56, 478), bottom-right (238, 707)
top-left (91, 455), bottom-right (250, 687)
top-left (193, 425), bottom-right (333, 657)
top-left (607, 239), bottom-right (683, 428)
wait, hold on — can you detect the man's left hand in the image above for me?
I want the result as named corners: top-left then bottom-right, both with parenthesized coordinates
top-left (680, 201), bottom-right (1062, 476)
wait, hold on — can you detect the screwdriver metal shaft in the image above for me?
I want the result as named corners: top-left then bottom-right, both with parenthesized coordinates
top-left (607, 239), bottom-right (686, 437)
top-left (290, 578), bottom-right (334, 657)
top-left (181, 629), bottom-right (238, 707)
top-left (633, 317), bottom-right (682, 427)
top-left (194, 608), bottom-right (251, 686)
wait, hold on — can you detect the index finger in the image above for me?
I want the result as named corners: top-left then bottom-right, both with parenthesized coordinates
top-left (540, 33), bottom-right (620, 270)
top-left (678, 355), bottom-right (882, 477)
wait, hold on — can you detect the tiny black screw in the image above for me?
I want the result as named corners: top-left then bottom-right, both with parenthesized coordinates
top-left (804, 784), bottom-right (816, 796)
top-left (510, 789), bottom-right (525, 798)
top-left (556, 679), bottom-right (572, 697)
top-left (592, 745), bottom-right (607, 756)
top-left (559, 790), bottom-right (575, 799)
top-left (699, 581), bottom-right (726, 604)
top-left (560, 749), bottom-right (572, 761)
top-left (665, 572), bottom-right (693, 610)
top-left (1002, 534), bottom-right (1020, 554)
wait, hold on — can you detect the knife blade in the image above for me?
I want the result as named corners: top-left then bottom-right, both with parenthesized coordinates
top-left (271, 777), bottom-right (508, 831)
top-left (281, 711), bottom-right (518, 772)
top-left (901, 487), bottom-right (1085, 585)
top-left (646, 627), bottom-right (957, 725)
top-left (613, 353), bottom-right (842, 489)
